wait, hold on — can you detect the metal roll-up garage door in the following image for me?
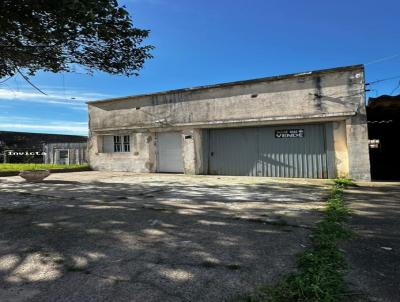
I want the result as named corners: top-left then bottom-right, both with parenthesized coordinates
top-left (157, 132), bottom-right (184, 173)
top-left (208, 124), bottom-right (329, 178)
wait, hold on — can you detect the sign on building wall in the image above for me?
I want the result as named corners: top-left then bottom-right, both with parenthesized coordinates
top-left (275, 129), bottom-right (304, 138)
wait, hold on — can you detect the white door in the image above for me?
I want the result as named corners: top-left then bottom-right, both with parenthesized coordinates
top-left (157, 132), bottom-right (184, 173)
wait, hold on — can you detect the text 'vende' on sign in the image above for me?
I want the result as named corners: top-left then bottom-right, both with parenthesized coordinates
top-left (275, 129), bottom-right (304, 138)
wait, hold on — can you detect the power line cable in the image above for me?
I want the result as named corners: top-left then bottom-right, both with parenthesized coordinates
top-left (365, 53), bottom-right (400, 66)
top-left (0, 76), bottom-right (12, 84)
top-left (390, 80), bottom-right (400, 95)
top-left (366, 75), bottom-right (400, 85)
top-left (15, 67), bottom-right (47, 95)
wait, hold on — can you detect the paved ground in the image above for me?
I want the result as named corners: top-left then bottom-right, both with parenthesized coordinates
top-left (343, 183), bottom-right (400, 302)
top-left (0, 172), bottom-right (329, 302)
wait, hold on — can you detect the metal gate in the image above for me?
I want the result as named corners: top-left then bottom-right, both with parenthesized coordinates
top-left (157, 132), bottom-right (184, 173)
top-left (208, 124), bottom-right (330, 178)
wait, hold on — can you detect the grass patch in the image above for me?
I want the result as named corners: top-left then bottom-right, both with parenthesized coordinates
top-left (334, 178), bottom-right (357, 187)
top-left (0, 163), bottom-right (89, 172)
top-left (241, 180), bottom-right (353, 302)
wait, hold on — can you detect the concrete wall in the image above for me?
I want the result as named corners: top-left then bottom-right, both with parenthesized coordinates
top-left (345, 71), bottom-right (371, 181)
top-left (89, 132), bottom-right (156, 172)
top-left (181, 129), bottom-right (203, 174)
top-left (332, 121), bottom-right (349, 178)
top-left (346, 115), bottom-right (371, 181)
top-left (88, 65), bottom-right (371, 180)
top-left (89, 68), bottom-right (363, 132)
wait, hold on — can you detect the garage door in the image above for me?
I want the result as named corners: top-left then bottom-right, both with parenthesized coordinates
top-left (157, 132), bottom-right (184, 173)
top-left (208, 124), bottom-right (330, 178)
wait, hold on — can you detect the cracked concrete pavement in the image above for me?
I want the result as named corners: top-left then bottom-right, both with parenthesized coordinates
top-left (0, 172), bottom-right (329, 302)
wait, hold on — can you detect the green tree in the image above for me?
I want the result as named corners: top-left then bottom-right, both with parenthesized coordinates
top-left (0, 0), bottom-right (153, 78)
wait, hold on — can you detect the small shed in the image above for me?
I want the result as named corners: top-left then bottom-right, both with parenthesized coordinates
top-left (44, 142), bottom-right (87, 165)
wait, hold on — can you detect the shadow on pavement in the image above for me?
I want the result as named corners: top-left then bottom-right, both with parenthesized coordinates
top-left (0, 173), bottom-right (329, 302)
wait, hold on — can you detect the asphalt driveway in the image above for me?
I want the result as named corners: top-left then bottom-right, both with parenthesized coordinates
top-left (0, 172), bottom-right (329, 302)
top-left (342, 183), bottom-right (400, 302)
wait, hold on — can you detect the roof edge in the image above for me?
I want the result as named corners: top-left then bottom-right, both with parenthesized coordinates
top-left (87, 64), bottom-right (364, 105)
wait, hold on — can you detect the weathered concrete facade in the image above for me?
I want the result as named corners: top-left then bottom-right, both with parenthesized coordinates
top-left (88, 65), bottom-right (371, 180)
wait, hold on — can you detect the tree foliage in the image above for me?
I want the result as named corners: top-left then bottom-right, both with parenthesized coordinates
top-left (0, 0), bottom-right (153, 78)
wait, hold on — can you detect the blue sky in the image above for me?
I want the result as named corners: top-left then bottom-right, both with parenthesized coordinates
top-left (0, 0), bottom-right (399, 135)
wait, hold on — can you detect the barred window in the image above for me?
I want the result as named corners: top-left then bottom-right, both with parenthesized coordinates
top-left (102, 135), bottom-right (131, 153)
top-left (113, 136), bottom-right (122, 152)
top-left (123, 135), bottom-right (130, 152)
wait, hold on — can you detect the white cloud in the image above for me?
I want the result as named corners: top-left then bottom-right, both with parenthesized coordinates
top-left (0, 83), bottom-right (108, 134)
top-left (0, 123), bottom-right (88, 135)
top-left (0, 117), bottom-right (88, 135)
top-left (0, 87), bottom-right (113, 109)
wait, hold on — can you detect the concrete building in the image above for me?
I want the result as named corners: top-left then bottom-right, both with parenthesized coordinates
top-left (0, 131), bottom-right (87, 164)
top-left (87, 65), bottom-right (371, 180)
top-left (44, 142), bottom-right (87, 165)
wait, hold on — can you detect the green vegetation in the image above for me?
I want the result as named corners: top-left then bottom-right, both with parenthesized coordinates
top-left (1, 0), bottom-right (153, 78)
top-left (0, 163), bottom-right (89, 172)
top-left (334, 178), bottom-right (357, 187)
top-left (241, 179), bottom-right (354, 302)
